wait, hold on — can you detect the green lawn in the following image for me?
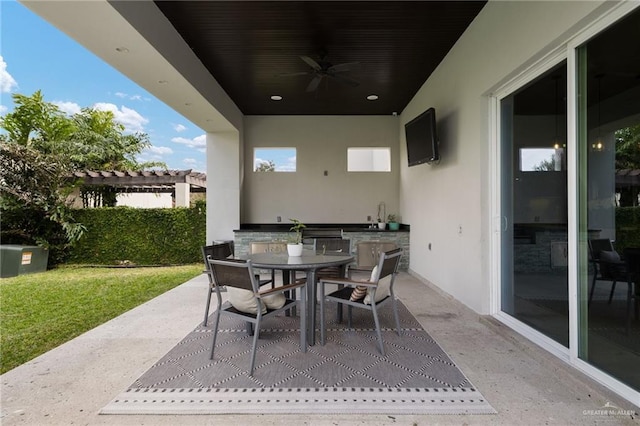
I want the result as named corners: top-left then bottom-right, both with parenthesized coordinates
top-left (0, 264), bottom-right (202, 374)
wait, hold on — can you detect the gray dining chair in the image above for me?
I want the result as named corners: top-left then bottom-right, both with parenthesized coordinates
top-left (207, 257), bottom-right (307, 376)
top-left (249, 241), bottom-right (288, 288)
top-left (313, 238), bottom-right (351, 279)
top-left (319, 247), bottom-right (403, 355)
top-left (201, 242), bottom-right (234, 326)
top-left (349, 241), bottom-right (398, 279)
top-left (588, 238), bottom-right (620, 306)
top-left (620, 248), bottom-right (640, 335)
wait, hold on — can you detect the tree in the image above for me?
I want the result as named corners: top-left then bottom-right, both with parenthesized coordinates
top-left (533, 158), bottom-right (557, 172)
top-left (0, 91), bottom-right (75, 148)
top-left (255, 160), bottom-right (276, 172)
top-left (0, 143), bottom-right (85, 265)
top-left (0, 91), bottom-right (164, 264)
top-left (615, 125), bottom-right (640, 206)
top-left (67, 108), bottom-right (163, 207)
top-left (615, 124), bottom-right (640, 170)
top-left (0, 91), bottom-right (163, 172)
top-left (68, 108), bottom-right (161, 171)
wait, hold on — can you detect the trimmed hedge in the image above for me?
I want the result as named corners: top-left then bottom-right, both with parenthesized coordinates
top-left (68, 206), bottom-right (206, 265)
top-left (616, 206), bottom-right (640, 253)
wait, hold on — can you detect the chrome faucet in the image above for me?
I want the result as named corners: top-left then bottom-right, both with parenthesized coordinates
top-left (377, 201), bottom-right (386, 223)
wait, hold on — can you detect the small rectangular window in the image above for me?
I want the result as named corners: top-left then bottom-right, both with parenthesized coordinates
top-left (254, 148), bottom-right (296, 172)
top-left (347, 147), bottom-right (391, 172)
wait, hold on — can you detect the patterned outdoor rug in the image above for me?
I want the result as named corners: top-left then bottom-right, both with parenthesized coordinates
top-left (101, 301), bottom-right (495, 415)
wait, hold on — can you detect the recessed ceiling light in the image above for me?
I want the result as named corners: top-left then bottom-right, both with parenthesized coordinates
top-left (115, 47), bottom-right (129, 53)
top-left (366, 94), bottom-right (379, 101)
top-left (271, 95), bottom-right (283, 101)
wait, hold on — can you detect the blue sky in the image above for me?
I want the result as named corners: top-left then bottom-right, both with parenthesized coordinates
top-left (0, 1), bottom-right (206, 172)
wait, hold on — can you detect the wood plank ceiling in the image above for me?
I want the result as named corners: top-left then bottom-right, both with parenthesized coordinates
top-left (154, 1), bottom-right (487, 115)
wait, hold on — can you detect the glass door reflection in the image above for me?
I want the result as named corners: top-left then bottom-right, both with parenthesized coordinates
top-left (501, 62), bottom-right (569, 347)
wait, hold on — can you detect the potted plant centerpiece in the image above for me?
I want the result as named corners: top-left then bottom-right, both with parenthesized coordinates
top-left (387, 214), bottom-right (400, 231)
top-left (287, 218), bottom-right (306, 256)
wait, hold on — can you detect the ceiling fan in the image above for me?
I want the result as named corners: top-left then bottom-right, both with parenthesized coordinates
top-left (279, 53), bottom-right (360, 92)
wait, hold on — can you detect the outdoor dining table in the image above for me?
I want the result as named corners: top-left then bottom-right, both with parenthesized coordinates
top-left (246, 249), bottom-right (354, 345)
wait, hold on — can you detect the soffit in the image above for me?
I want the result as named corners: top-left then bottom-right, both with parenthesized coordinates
top-left (153, 1), bottom-right (487, 115)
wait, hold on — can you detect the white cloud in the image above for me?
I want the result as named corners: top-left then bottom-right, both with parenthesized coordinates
top-left (147, 146), bottom-right (173, 155)
top-left (278, 156), bottom-right (297, 172)
top-left (93, 102), bottom-right (149, 133)
top-left (53, 101), bottom-right (82, 115)
top-left (114, 91), bottom-right (146, 101)
top-left (0, 105), bottom-right (7, 115)
top-left (0, 56), bottom-right (18, 93)
top-left (138, 146), bottom-right (173, 164)
top-left (173, 123), bottom-right (187, 132)
top-left (183, 158), bottom-right (205, 172)
top-left (172, 134), bottom-right (206, 148)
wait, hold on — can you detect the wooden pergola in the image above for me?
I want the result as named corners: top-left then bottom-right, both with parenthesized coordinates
top-left (616, 169), bottom-right (640, 207)
top-left (72, 169), bottom-right (206, 207)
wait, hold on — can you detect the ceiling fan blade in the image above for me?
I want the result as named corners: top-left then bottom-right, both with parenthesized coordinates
top-left (277, 71), bottom-right (311, 77)
top-left (328, 61), bottom-right (360, 73)
top-left (330, 73), bottom-right (360, 87)
top-left (300, 55), bottom-right (322, 71)
top-left (306, 75), bottom-right (323, 92)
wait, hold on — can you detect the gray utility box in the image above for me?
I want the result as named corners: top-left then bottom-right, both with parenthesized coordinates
top-left (0, 245), bottom-right (49, 278)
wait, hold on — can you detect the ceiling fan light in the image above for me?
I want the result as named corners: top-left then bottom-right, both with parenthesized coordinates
top-left (367, 94), bottom-right (379, 101)
top-left (270, 95), bottom-right (283, 101)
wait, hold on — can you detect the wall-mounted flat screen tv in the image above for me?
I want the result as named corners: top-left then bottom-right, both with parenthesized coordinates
top-left (405, 107), bottom-right (439, 166)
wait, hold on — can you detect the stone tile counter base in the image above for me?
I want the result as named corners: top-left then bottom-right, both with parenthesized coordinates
top-left (233, 225), bottom-right (410, 271)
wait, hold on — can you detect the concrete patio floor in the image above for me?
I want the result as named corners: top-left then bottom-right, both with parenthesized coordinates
top-left (1, 272), bottom-right (638, 425)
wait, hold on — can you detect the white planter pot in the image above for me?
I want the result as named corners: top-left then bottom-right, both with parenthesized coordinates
top-left (287, 243), bottom-right (303, 257)
top-left (377, 222), bottom-right (386, 230)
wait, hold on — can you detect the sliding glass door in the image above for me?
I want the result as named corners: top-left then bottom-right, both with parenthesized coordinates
top-left (576, 8), bottom-right (640, 392)
top-left (498, 6), bottom-right (639, 395)
top-left (500, 63), bottom-right (569, 347)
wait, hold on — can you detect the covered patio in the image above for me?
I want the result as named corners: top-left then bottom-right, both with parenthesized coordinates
top-left (15, 0), bottom-right (640, 410)
top-left (1, 272), bottom-right (636, 424)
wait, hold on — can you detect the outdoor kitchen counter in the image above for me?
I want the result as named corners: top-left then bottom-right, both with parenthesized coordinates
top-left (233, 224), bottom-right (410, 271)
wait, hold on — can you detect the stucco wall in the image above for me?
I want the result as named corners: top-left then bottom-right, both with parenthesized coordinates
top-left (242, 115), bottom-right (400, 224)
top-left (399, 0), bottom-right (607, 313)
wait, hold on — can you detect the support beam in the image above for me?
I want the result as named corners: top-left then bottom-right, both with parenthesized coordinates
top-left (174, 182), bottom-right (190, 207)
top-left (206, 131), bottom-right (241, 243)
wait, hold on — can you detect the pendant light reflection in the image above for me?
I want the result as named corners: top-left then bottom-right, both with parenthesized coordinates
top-left (552, 75), bottom-right (565, 150)
top-left (592, 74), bottom-right (604, 152)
